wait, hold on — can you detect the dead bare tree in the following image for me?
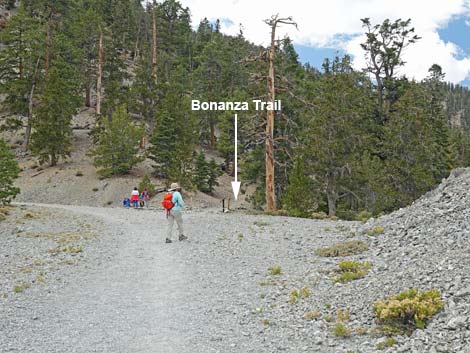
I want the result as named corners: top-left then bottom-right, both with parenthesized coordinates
top-left (264, 14), bottom-right (297, 211)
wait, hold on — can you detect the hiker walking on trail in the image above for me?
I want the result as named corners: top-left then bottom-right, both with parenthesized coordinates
top-left (162, 182), bottom-right (187, 243)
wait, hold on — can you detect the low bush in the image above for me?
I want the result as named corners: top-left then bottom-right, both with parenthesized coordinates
top-left (355, 210), bottom-right (373, 222)
top-left (304, 310), bottom-right (321, 320)
top-left (333, 322), bottom-right (351, 338)
top-left (268, 265), bottom-right (282, 276)
top-left (374, 288), bottom-right (444, 334)
top-left (334, 261), bottom-right (372, 284)
top-left (367, 226), bottom-right (385, 236)
top-left (376, 337), bottom-right (397, 350)
top-left (315, 240), bottom-right (369, 257)
top-left (311, 211), bottom-right (328, 219)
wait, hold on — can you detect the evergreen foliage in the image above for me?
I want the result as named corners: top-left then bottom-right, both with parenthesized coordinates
top-left (0, 139), bottom-right (21, 205)
top-left (30, 65), bottom-right (81, 166)
top-left (148, 85), bottom-right (197, 186)
top-left (2, 4), bottom-right (470, 218)
top-left (138, 174), bottom-right (156, 197)
top-left (193, 151), bottom-right (209, 191)
top-left (92, 106), bottom-right (144, 176)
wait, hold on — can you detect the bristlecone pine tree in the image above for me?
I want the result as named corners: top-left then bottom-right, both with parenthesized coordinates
top-left (92, 106), bottom-right (144, 176)
top-left (0, 139), bottom-right (21, 205)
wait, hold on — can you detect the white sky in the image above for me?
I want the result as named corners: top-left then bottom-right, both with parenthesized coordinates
top-left (172, 0), bottom-right (470, 83)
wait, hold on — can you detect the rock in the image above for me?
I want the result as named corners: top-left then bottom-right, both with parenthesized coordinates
top-left (447, 316), bottom-right (467, 330)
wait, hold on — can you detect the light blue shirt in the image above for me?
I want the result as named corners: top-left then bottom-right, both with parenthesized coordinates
top-left (171, 191), bottom-right (184, 211)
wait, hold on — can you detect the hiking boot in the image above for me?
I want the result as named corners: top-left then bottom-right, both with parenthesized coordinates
top-left (178, 234), bottom-right (188, 241)
top-left (165, 238), bottom-right (172, 243)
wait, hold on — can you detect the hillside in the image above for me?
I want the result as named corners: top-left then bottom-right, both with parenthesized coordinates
top-left (12, 109), bottom-right (252, 209)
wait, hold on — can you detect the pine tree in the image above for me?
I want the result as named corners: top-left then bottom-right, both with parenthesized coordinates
top-left (193, 151), bottom-right (209, 192)
top-left (281, 158), bottom-right (321, 218)
top-left (148, 84), bottom-right (197, 185)
top-left (0, 4), bottom-right (43, 148)
top-left (0, 139), bottom-right (21, 205)
top-left (92, 106), bottom-right (144, 176)
top-left (207, 158), bottom-right (221, 193)
top-left (30, 62), bottom-right (81, 166)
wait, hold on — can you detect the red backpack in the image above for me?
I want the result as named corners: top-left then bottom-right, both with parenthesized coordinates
top-left (161, 192), bottom-right (174, 217)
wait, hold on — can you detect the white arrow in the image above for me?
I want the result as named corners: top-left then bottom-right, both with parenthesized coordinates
top-left (231, 113), bottom-right (241, 200)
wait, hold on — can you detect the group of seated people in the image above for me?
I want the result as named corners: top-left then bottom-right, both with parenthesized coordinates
top-left (123, 187), bottom-right (150, 208)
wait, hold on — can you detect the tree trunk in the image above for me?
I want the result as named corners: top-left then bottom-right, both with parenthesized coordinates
top-left (23, 58), bottom-right (40, 152)
top-left (152, 8), bottom-right (157, 82)
top-left (265, 20), bottom-right (277, 211)
top-left (210, 120), bottom-right (216, 149)
top-left (85, 84), bottom-right (91, 107)
top-left (96, 27), bottom-right (103, 116)
top-left (50, 154), bottom-right (57, 167)
top-left (326, 175), bottom-right (337, 217)
top-left (44, 20), bottom-right (50, 76)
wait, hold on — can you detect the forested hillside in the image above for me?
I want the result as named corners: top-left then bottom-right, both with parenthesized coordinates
top-left (1, 0), bottom-right (470, 219)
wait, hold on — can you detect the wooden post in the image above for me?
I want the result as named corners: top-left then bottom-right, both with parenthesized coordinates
top-left (227, 197), bottom-right (231, 210)
top-left (222, 199), bottom-right (225, 212)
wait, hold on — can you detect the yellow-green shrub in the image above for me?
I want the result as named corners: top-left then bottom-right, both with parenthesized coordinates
top-left (374, 288), bottom-right (444, 333)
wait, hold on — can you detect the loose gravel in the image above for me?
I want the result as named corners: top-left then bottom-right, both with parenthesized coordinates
top-left (1, 168), bottom-right (470, 353)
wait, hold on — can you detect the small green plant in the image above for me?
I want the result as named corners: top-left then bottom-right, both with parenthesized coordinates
top-left (333, 322), bottom-right (351, 338)
top-left (315, 240), bottom-right (369, 257)
top-left (304, 310), bottom-right (321, 320)
top-left (324, 227), bottom-right (331, 232)
top-left (288, 287), bottom-right (310, 304)
top-left (92, 187), bottom-right (99, 192)
top-left (262, 319), bottom-right (270, 326)
top-left (324, 314), bottom-right (334, 322)
top-left (374, 288), bottom-right (444, 334)
top-left (268, 265), bottom-right (282, 276)
top-left (258, 281), bottom-right (278, 286)
top-left (13, 282), bottom-right (31, 293)
top-left (355, 210), bottom-right (372, 222)
top-left (300, 286), bottom-right (311, 298)
top-left (75, 170), bottom-right (84, 177)
top-left (289, 289), bottom-right (299, 304)
top-left (334, 261), bottom-right (372, 284)
top-left (254, 220), bottom-right (269, 227)
top-left (237, 233), bottom-right (244, 242)
top-left (376, 337), bottom-right (397, 350)
top-left (367, 226), bottom-right (385, 236)
top-left (253, 307), bottom-right (264, 314)
top-left (337, 308), bottom-right (350, 322)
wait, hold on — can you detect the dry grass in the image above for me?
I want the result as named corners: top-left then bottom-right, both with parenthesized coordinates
top-left (315, 240), bottom-right (369, 257)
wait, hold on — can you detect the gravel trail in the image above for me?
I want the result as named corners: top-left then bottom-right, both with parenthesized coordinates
top-left (2, 187), bottom-right (470, 353)
top-left (1, 203), bottom-right (355, 353)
